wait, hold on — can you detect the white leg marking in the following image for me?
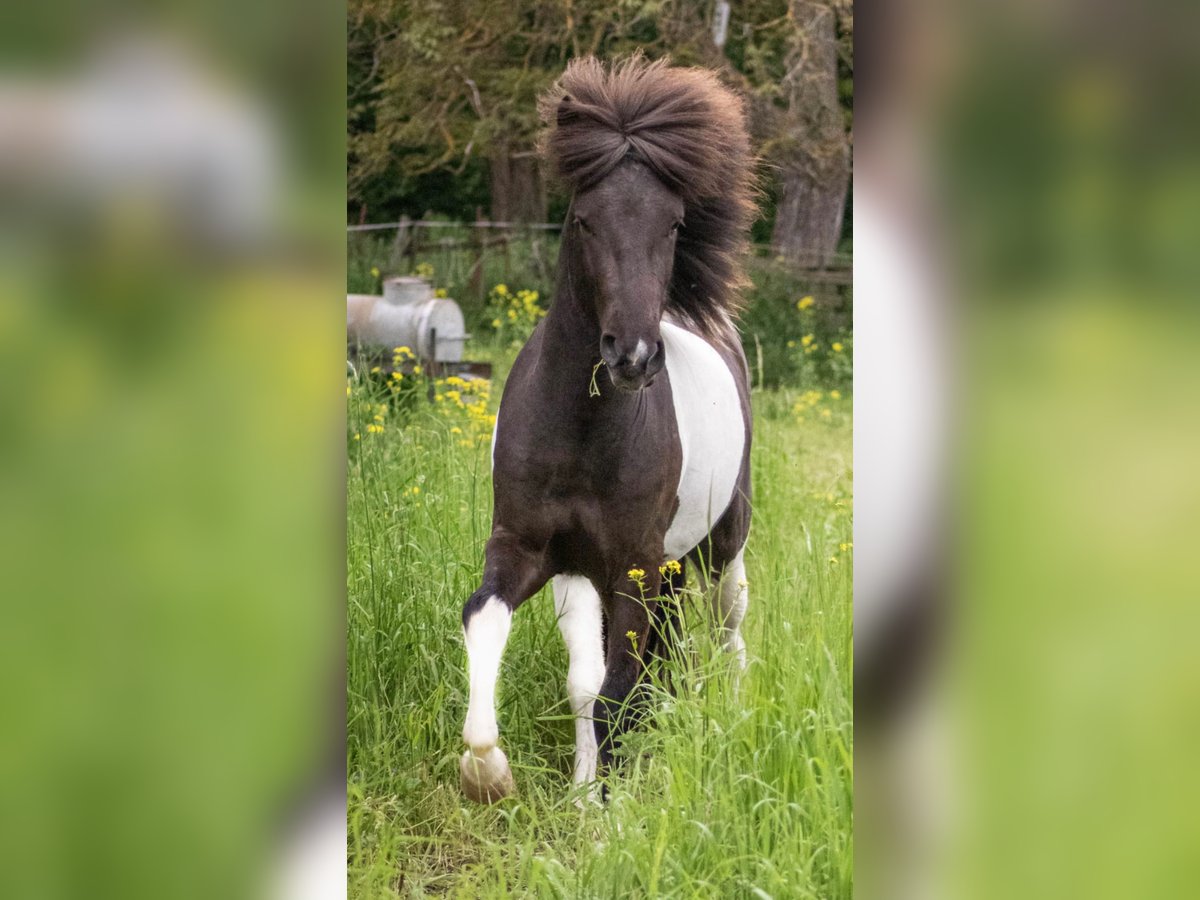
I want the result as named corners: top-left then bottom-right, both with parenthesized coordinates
top-left (460, 595), bottom-right (516, 802)
top-left (463, 595), bottom-right (512, 752)
top-left (553, 575), bottom-right (606, 789)
top-left (706, 549), bottom-right (749, 671)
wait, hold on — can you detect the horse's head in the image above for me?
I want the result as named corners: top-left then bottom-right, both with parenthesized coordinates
top-left (572, 161), bottom-right (682, 392)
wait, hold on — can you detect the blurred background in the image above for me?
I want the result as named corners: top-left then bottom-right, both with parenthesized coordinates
top-left (855, 0), bottom-right (1200, 897)
top-left (0, 3), bottom-right (345, 900)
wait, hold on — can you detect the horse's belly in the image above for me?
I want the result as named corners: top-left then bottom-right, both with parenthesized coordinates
top-left (661, 321), bottom-right (746, 560)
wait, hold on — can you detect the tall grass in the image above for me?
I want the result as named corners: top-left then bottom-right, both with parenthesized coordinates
top-left (347, 358), bottom-right (853, 897)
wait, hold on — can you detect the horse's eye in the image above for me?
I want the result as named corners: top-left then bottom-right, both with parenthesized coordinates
top-left (670, 220), bottom-right (682, 234)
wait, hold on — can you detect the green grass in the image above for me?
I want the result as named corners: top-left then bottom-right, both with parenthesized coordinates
top-left (347, 356), bottom-right (853, 898)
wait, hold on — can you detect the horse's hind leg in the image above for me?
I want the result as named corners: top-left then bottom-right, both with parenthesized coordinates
top-left (694, 545), bottom-right (749, 672)
top-left (459, 533), bottom-right (548, 803)
top-left (712, 548), bottom-right (749, 670)
top-left (552, 575), bottom-right (606, 797)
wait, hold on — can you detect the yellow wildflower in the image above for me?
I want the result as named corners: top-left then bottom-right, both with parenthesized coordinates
top-left (832, 342), bottom-right (844, 353)
top-left (659, 559), bottom-right (682, 577)
top-left (830, 390), bottom-right (841, 399)
top-left (839, 542), bottom-right (853, 553)
top-left (412, 365), bottom-right (423, 375)
top-left (370, 366), bottom-right (381, 374)
top-left (434, 288), bottom-right (447, 298)
top-left (801, 334), bottom-right (815, 347)
top-left (370, 266), bottom-right (380, 279)
top-left (787, 340), bottom-right (796, 348)
top-left (797, 296), bottom-right (815, 310)
top-left (627, 568), bottom-right (646, 586)
top-left (366, 423), bottom-right (384, 435)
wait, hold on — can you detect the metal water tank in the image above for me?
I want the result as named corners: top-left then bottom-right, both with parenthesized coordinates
top-left (347, 277), bottom-right (467, 363)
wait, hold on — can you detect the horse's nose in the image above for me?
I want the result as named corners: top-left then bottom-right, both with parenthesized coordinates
top-left (600, 334), bottom-right (659, 374)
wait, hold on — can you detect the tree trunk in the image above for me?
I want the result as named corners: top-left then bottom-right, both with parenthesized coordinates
top-left (489, 149), bottom-right (547, 224)
top-left (770, 1), bottom-right (850, 266)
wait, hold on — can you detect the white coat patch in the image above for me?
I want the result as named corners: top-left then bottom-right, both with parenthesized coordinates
top-left (660, 320), bottom-right (745, 560)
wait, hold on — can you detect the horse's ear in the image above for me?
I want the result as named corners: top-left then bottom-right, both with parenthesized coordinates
top-left (556, 94), bottom-right (573, 125)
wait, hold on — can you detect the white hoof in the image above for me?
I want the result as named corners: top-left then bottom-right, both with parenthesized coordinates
top-left (460, 746), bottom-right (515, 804)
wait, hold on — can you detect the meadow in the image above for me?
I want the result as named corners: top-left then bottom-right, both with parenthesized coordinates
top-left (347, 331), bottom-right (852, 897)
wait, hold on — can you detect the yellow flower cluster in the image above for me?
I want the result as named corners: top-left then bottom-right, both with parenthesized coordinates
top-left (432, 374), bottom-right (495, 447)
top-left (792, 387), bottom-right (847, 425)
top-left (792, 389), bottom-right (825, 422)
top-left (489, 284), bottom-right (546, 339)
top-left (659, 559), bottom-right (682, 577)
top-left (797, 295), bottom-right (815, 310)
top-left (413, 262), bottom-right (434, 279)
top-left (627, 567), bottom-right (646, 587)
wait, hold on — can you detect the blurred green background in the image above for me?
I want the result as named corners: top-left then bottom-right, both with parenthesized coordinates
top-left (0, 4), bottom-right (345, 899)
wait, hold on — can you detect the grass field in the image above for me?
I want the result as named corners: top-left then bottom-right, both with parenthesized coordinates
top-left (347, 350), bottom-right (853, 898)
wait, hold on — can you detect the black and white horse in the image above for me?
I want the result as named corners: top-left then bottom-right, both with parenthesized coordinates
top-left (459, 56), bottom-right (757, 803)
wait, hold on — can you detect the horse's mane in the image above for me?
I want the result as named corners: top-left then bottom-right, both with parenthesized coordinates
top-left (539, 55), bottom-right (756, 337)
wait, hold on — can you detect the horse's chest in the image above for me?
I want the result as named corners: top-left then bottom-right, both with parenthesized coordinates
top-left (660, 322), bottom-right (746, 559)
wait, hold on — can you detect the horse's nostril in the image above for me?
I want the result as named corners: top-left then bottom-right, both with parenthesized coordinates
top-left (600, 334), bottom-right (618, 362)
top-left (646, 340), bottom-right (666, 376)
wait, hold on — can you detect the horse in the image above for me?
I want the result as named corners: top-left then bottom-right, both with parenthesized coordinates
top-left (459, 55), bottom-right (757, 804)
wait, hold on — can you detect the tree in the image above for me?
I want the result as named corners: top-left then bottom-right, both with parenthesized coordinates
top-left (767, 1), bottom-right (851, 265)
top-left (347, 0), bottom-right (854, 246)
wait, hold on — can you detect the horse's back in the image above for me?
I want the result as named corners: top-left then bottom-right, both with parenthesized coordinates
top-left (661, 317), bottom-right (751, 561)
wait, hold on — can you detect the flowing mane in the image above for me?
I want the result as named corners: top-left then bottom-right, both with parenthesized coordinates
top-left (539, 55), bottom-right (756, 337)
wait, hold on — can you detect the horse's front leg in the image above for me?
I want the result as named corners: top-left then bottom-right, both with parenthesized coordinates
top-left (553, 575), bottom-right (606, 801)
top-left (459, 531), bottom-right (548, 803)
top-left (594, 567), bottom-right (660, 778)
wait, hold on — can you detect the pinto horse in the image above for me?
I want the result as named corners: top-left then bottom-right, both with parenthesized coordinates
top-left (459, 56), bottom-right (757, 803)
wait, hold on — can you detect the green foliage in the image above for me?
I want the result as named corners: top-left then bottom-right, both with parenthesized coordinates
top-left (737, 257), bottom-right (853, 390)
top-left (347, 0), bottom-right (853, 225)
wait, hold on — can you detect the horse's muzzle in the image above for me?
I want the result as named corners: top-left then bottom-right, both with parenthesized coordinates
top-left (600, 334), bottom-right (665, 391)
